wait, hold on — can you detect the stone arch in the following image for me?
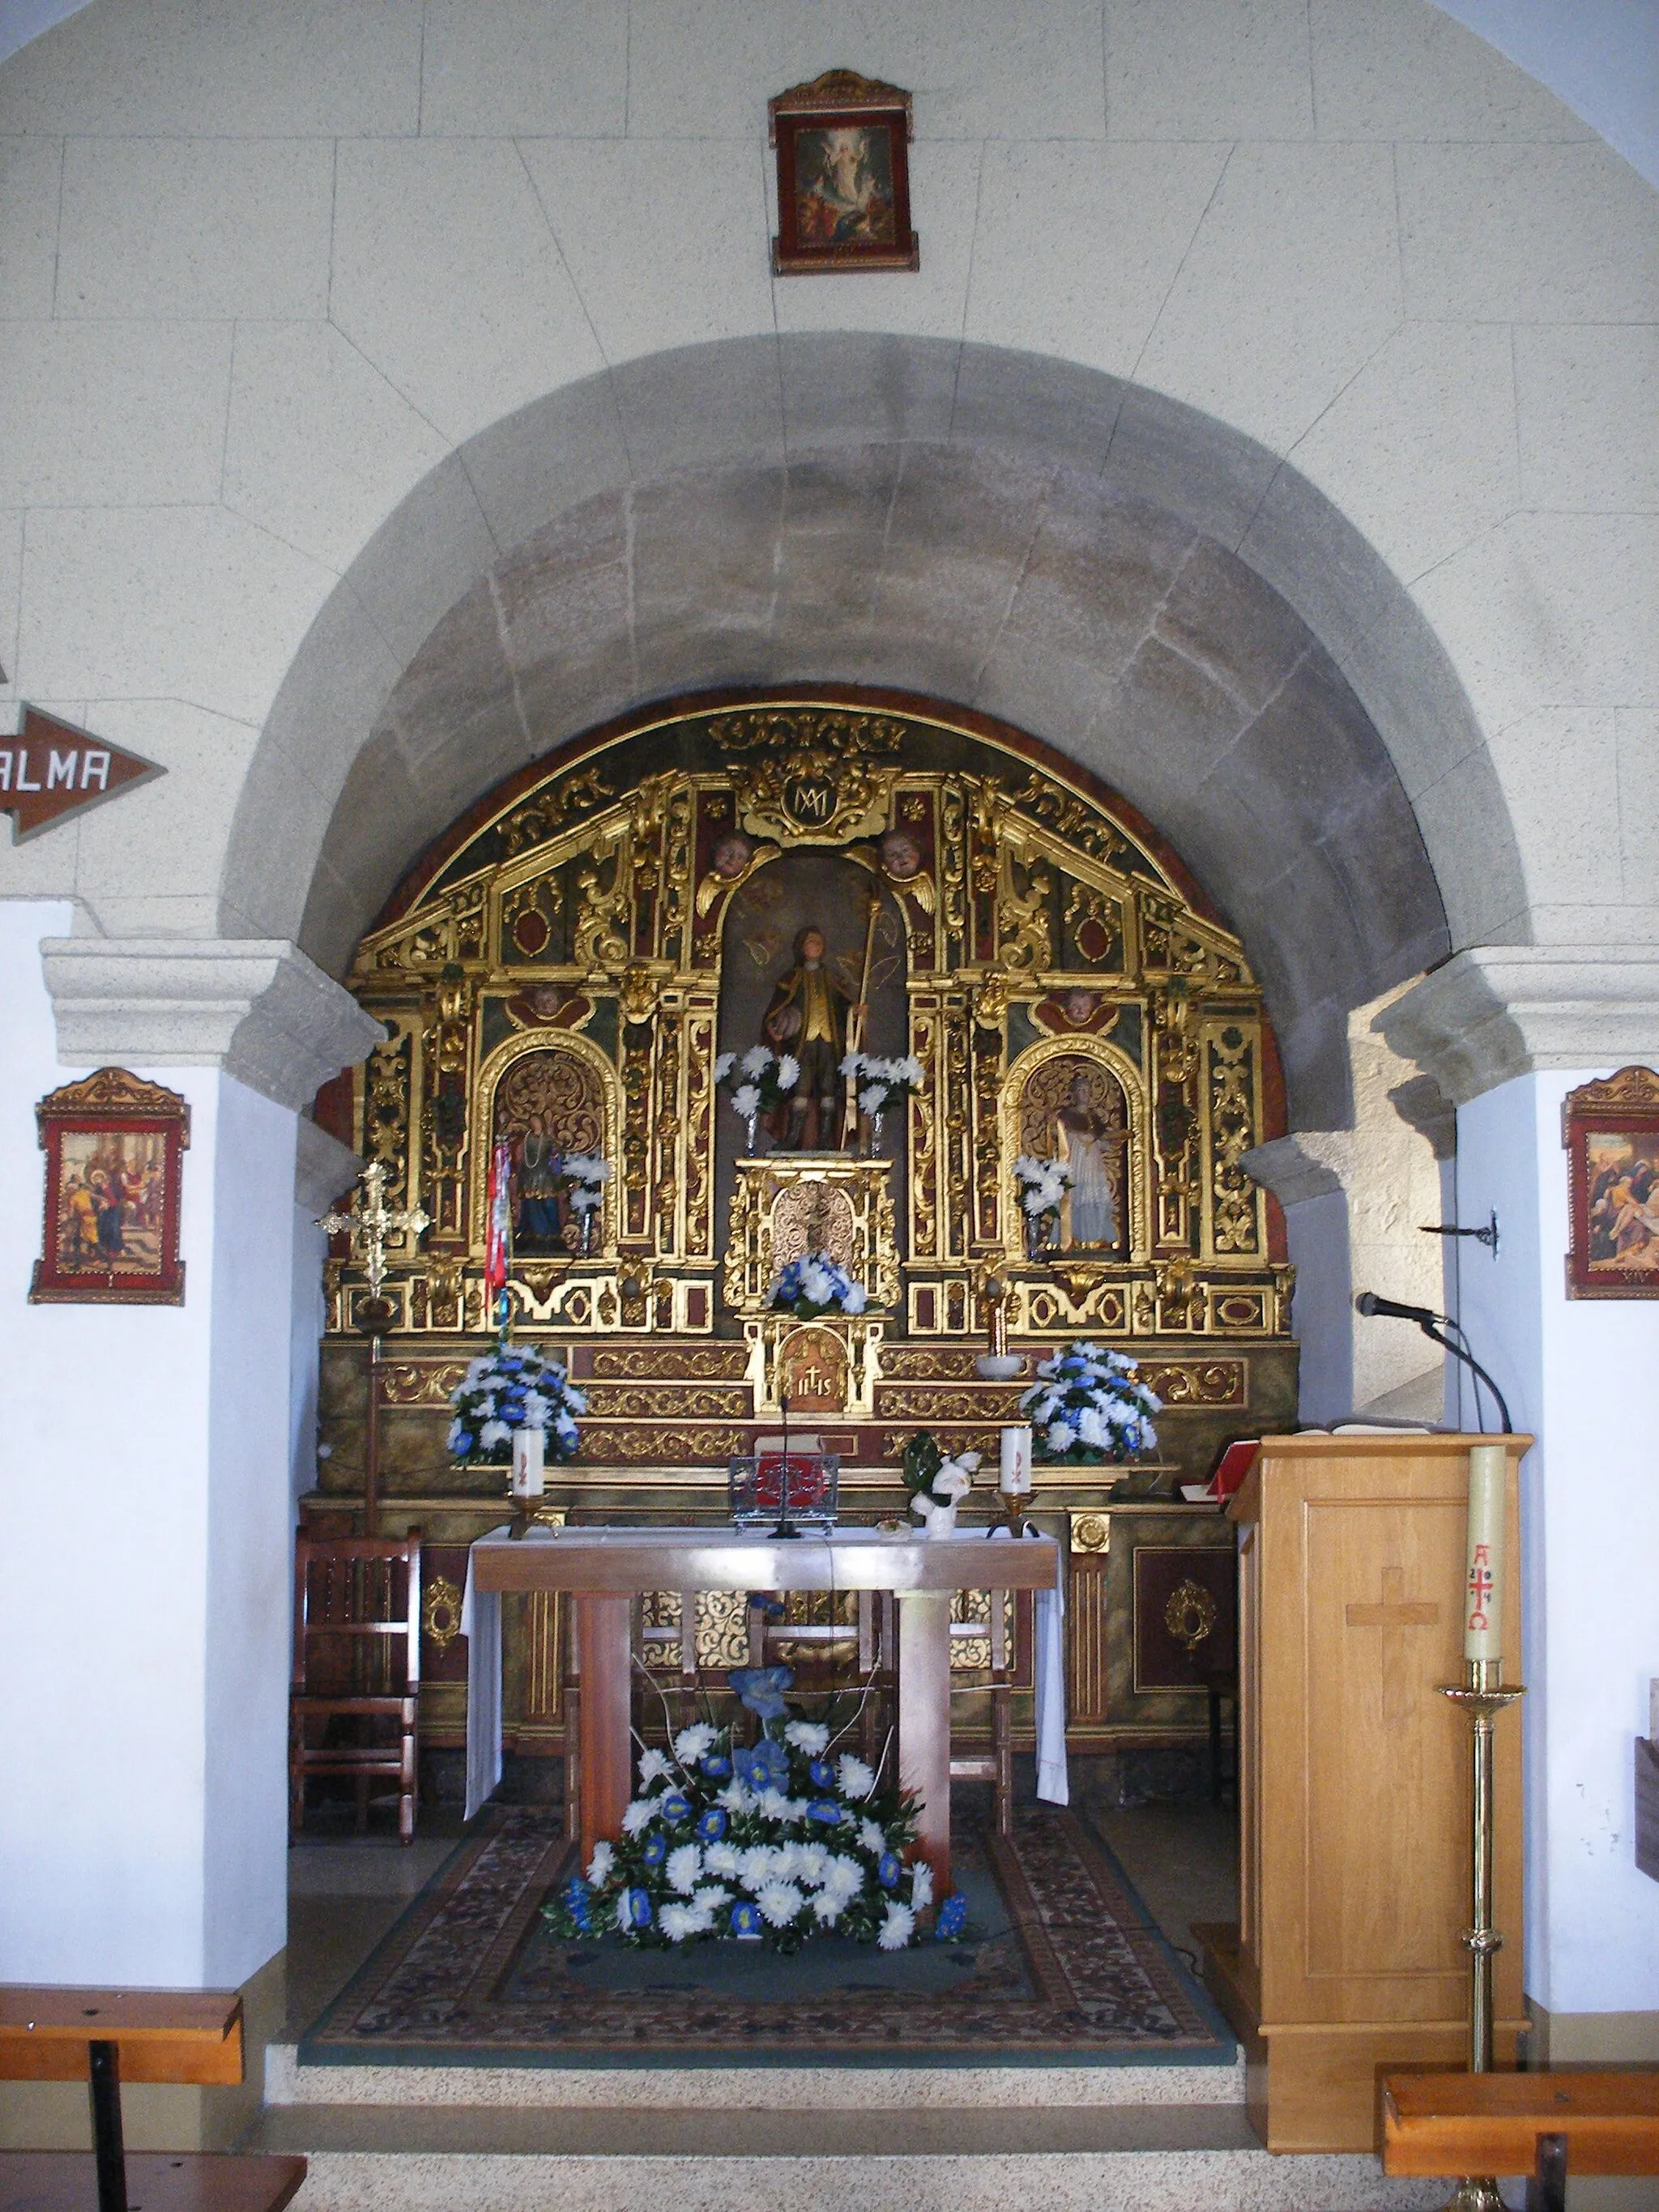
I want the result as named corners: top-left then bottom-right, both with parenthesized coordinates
top-left (223, 335), bottom-right (1519, 1126)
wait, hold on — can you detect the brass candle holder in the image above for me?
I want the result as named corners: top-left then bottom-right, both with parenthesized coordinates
top-left (1435, 1655), bottom-right (1525, 2212)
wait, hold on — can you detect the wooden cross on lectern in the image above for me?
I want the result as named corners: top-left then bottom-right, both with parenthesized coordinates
top-left (319, 1160), bottom-right (430, 1301)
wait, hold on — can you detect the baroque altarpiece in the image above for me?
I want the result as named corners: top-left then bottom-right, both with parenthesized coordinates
top-left (308, 693), bottom-right (1298, 1764)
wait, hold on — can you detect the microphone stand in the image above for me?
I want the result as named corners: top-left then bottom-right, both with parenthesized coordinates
top-left (1355, 1295), bottom-right (1513, 1434)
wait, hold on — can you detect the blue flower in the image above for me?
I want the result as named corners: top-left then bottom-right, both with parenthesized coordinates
top-left (695, 1806), bottom-right (727, 1842)
top-left (452, 1429), bottom-right (473, 1453)
top-left (658, 1791), bottom-right (692, 1824)
top-left (805, 1799), bottom-right (843, 1826)
top-left (731, 1900), bottom-right (761, 1937)
top-left (641, 1832), bottom-right (667, 1866)
top-left (699, 1754), bottom-right (731, 1779)
top-left (736, 1737), bottom-right (790, 1792)
top-left (561, 1877), bottom-right (593, 1934)
top-left (936, 1892), bottom-right (969, 1939)
top-left (728, 1664), bottom-right (793, 1720)
top-left (808, 1758), bottom-right (835, 1788)
top-left (627, 1888), bottom-right (653, 1929)
top-left (877, 1851), bottom-right (902, 1890)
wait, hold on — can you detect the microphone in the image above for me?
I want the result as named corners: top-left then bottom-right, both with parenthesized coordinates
top-left (1353, 1290), bottom-right (1512, 1434)
top-left (1354, 1290), bottom-right (1441, 1328)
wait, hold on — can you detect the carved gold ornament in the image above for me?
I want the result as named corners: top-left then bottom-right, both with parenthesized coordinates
top-left (423, 1574), bottom-right (464, 1656)
top-left (1164, 1578), bottom-right (1218, 1652)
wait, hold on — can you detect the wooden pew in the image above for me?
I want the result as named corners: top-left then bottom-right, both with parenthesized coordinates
top-left (1383, 2070), bottom-right (1659, 2209)
top-left (0, 1988), bottom-right (305, 2212)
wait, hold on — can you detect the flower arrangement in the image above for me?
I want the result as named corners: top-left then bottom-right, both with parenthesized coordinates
top-left (543, 1669), bottom-right (966, 1950)
top-left (770, 1249), bottom-right (868, 1319)
top-left (560, 1153), bottom-right (610, 1217)
top-left (1013, 1153), bottom-right (1074, 1242)
top-left (714, 1046), bottom-right (801, 1131)
top-left (1019, 1340), bottom-right (1161, 1464)
top-left (900, 1429), bottom-right (981, 1535)
top-left (840, 1051), bottom-right (925, 1121)
top-left (446, 1343), bottom-right (587, 1465)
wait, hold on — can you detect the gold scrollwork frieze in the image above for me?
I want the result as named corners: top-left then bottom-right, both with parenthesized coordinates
top-left (588, 1345), bottom-right (750, 1380)
top-left (582, 1384), bottom-right (751, 1419)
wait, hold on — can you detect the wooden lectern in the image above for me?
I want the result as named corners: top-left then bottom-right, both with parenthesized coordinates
top-left (1196, 1432), bottom-right (1529, 2154)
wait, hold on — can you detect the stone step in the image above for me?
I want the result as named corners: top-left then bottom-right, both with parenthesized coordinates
top-left (266, 2048), bottom-right (1246, 2110)
top-left (249, 2137), bottom-right (1446, 2212)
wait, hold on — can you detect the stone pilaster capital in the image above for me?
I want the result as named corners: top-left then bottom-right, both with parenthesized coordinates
top-left (1240, 1131), bottom-right (1358, 1206)
top-left (39, 936), bottom-right (385, 1112)
top-left (295, 1117), bottom-right (363, 1212)
top-left (1372, 946), bottom-right (1659, 1106)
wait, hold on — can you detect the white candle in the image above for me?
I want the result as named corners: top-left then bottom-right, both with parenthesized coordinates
top-left (1000, 1425), bottom-right (1033, 1496)
top-left (511, 1425), bottom-right (545, 1500)
top-left (1463, 1442), bottom-right (1506, 1662)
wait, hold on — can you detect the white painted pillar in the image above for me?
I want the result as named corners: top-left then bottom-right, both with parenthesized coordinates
top-left (0, 908), bottom-right (376, 1989)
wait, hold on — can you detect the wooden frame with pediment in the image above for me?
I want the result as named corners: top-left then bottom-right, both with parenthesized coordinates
top-left (30, 1066), bottom-right (190, 1305)
top-left (1563, 1063), bottom-right (1659, 1298)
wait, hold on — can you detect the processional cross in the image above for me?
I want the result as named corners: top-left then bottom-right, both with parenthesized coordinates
top-left (319, 1160), bottom-right (430, 1306)
top-left (319, 1162), bottom-right (430, 1534)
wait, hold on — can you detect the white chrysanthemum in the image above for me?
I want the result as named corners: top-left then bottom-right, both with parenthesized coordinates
top-left (713, 1051), bottom-right (736, 1082)
top-left (877, 1902), bottom-right (916, 1950)
top-left (795, 1841), bottom-right (830, 1885)
top-left (1047, 1419), bottom-right (1077, 1452)
top-left (858, 1818), bottom-right (887, 1856)
top-left (812, 1891), bottom-right (847, 1925)
top-left (910, 1860), bottom-right (934, 1909)
top-left (693, 1885), bottom-right (731, 1912)
top-left (842, 1282), bottom-right (868, 1315)
top-left (798, 1259), bottom-right (834, 1306)
top-left (586, 1839), bottom-right (615, 1885)
top-left (859, 1085), bottom-right (888, 1115)
top-left (740, 1045), bottom-right (773, 1076)
top-left (731, 1083), bottom-right (761, 1118)
top-left (621, 1796), bottom-right (657, 1835)
top-left (756, 1880), bottom-right (805, 1928)
top-left (1076, 1404), bottom-right (1107, 1448)
top-left (659, 1901), bottom-right (702, 1944)
top-left (738, 1845), bottom-right (775, 1889)
top-left (825, 1853), bottom-right (865, 1901)
top-left (777, 1054), bottom-right (800, 1089)
top-left (759, 1788), bottom-right (804, 1825)
top-left (463, 1356), bottom-right (493, 1383)
top-left (717, 1780), bottom-right (755, 1815)
top-left (616, 1890), bottom-right (634, 1933)
top-left (898, 1057), bottom-right (924, 1085)
top-left (784, 1720), bottom-right (830, 1755)
top-left (674, 1722), bottom-right (718, 1763)
top-left (703, 1840), bottom-right (741, 1877)
top-left (666, 1843), bottom-right (702, 1894)
top-left (839, 1051), bottom-right (864, 1077)
top-left (838, 1753), bottom-right (876, 1801)
top-left (480, 1418), bottom-right (511, 1448)
top-left (638, 1747), bottom-right (673, 1785)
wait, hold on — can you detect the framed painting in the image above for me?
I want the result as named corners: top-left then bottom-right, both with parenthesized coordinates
top-left (1563, 1064), bottom-right (1659, 1299)
top-left (30, 1066), bottom-right (190, 1305)
top-left (769, 70), bottom-right (919, 276)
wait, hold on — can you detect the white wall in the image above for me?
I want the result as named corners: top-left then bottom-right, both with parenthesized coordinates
top-left (1456, 1071), bottom-right (1659, 2016)
top-left (0, 901), bottom-right (295, 1988)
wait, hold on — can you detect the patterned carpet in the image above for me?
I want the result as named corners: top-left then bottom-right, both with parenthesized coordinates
top-left (299, 1803), bottom-right (1235, 2069)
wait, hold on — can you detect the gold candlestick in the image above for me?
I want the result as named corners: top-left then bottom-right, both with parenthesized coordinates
top-left (1436, 1656), bottom-right (1525, 2212)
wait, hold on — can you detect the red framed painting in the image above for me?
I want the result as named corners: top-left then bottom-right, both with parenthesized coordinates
top-left (770, 71), bottom-right (919, 276)
top-left (1563, 1064), bottom-right (1659, 1299)
top-left (30, 1067), bottom-right (190, 1305)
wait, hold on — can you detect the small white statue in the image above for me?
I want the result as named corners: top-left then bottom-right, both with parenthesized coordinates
top-left (910, 1450), bottom-right (981, 1537)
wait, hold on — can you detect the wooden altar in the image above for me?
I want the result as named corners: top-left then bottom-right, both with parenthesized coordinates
top-left (1196, 1433), bottom-right (1529, 2153)
top-left (302, 688), bottom-right (1299, 1767)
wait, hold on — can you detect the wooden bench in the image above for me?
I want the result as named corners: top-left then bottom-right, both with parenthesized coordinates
top-left (0, 1988), bottom-right (305, 2212)
top-left (1383, 2070), bottom-right (1659, 2210)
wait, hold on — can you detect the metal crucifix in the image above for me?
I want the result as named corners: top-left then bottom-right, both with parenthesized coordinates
top-left (318, 1161), bottom-right (430, 1533)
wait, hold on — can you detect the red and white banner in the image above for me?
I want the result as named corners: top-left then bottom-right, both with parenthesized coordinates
top-left (484, 1138), bottom-right (513, 1295)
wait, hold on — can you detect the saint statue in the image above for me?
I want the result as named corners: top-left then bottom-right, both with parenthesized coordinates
top-left (513, 1110), bottom-right (567, 1253)
top-left (1056, 1074), bottom-right (1120, 1248)
top-left (763, 926), bottom-right (861, 1151)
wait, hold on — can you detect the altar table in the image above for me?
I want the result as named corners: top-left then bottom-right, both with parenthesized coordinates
top-left (462, 1524), bottom-right (1061, 1890)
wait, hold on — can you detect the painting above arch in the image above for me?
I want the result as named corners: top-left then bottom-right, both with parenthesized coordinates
top-left (324, 687), bottom-right (1293, 1348)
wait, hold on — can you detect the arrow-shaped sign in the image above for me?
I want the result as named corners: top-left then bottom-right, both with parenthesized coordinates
top-left (1, 706), bottom-right (164, 841)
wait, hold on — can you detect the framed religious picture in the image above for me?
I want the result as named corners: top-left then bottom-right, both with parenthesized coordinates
top-left (30, 1066), bottom-right (190, 1305)
top-left (1563, 1064), bottom-right (1659, 1298)
top-left (769, 71), bottom-right (919, 276)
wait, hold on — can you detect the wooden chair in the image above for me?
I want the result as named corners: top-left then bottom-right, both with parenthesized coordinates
top-left (744, 1588), bottom-right (892, 1767)
top-left (0, 1985), bottom-right (305, 2212)
top-left (289, 1530), bottom-right (420, 1843)
top-left (1382, 2069), bottom-right (1659, 2209)
top-left (948, 1588), bottom-right (1015, 1837)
